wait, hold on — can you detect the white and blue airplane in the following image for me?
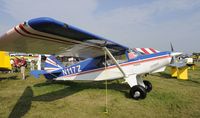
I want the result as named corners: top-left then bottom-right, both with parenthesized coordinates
top-left (0, 17), bottom-right (179, 100)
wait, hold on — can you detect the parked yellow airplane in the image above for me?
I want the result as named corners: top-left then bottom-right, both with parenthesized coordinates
top-left (0, 51), bottom-right (12, 71)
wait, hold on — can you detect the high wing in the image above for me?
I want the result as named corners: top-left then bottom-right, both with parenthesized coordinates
top-left (0, 17), bottom-right (128, 58)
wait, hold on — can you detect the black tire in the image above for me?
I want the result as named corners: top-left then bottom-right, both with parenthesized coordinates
top-left (143, 80), bottom-right (152, 92)
top-left (130, 85), bottom-right (147, 100)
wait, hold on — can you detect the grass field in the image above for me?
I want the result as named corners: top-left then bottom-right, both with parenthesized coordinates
top-left (0, 63), bottom-right (200, 118)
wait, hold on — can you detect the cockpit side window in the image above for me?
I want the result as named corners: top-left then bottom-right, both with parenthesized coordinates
top-left (126, 49), bottom-right (140, 60)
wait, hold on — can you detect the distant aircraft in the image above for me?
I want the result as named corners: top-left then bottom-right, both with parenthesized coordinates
top-left (0, 17), bottom-right (180, 99)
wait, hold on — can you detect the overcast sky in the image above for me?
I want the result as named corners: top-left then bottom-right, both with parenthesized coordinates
top-left (0, 0), bottom-right (200, 53)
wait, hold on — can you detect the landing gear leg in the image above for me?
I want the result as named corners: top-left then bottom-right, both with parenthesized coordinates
top-left (125, 75), bottom-right (147, 100)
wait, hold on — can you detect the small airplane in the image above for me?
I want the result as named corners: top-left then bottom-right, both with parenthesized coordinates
top-left (0, 17), bottom-right (180, 99)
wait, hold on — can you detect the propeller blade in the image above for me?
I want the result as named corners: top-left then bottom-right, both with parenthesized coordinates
top-left (170, 42), bottom-right (174, 52)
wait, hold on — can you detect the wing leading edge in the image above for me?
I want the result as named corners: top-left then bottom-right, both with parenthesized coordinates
top-left (0, 17), bottom-right (128, 58)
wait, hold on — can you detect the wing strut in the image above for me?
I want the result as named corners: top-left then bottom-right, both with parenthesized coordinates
top-left (102, 47), bottom-right (127, 78)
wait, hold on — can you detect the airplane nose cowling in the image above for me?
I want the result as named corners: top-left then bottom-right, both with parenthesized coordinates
top-left (170, 52), bottom-right (182, 57)
top-left (170, 52), bottom-right (183, 64)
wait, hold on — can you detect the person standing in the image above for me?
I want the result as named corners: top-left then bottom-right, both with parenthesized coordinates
top-left (13, 57), bottom-right (20, 72)
top-left (9, 59), bottom-right (14, 73)
top-left (20, 57), bottom-right (27, 80)
top-left (30, 60), bottom-right (35, 71)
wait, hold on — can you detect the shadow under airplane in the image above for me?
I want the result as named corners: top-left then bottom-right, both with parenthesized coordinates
top-left (8, 80), bottom-right (130, 118)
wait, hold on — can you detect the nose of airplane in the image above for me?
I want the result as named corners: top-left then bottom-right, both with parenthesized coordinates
top-left (169, 52), bottom-right (183, 64)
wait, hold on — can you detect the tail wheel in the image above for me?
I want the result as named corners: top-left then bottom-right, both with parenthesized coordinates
top-left (143, 80), bottom-right (152, 92)
top-left (130, 85), bottom-right (147, 100)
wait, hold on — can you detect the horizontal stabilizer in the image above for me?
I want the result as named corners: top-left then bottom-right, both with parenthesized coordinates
top-left (30, 70), bottom-right (47, 78)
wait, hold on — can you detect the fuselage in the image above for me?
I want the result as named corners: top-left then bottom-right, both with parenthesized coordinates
top-left (49, 51), bottom-right (171, 81)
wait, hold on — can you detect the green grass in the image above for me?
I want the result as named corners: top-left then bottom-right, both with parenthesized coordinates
top-left (0, 63), bottom-right (200, 118)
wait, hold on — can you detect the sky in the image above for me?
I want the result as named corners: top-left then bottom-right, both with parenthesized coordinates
top-left (0, 0), bottom-right (200, 54)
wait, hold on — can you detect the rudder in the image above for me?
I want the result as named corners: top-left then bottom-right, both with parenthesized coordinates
top-left (44, 55), bottom-right (65, 73)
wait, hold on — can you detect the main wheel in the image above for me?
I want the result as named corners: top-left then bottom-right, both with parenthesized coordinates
top-left (143, 80), bottom-right (152, 92)
top-left (130, 85), bottom-right (147, 100)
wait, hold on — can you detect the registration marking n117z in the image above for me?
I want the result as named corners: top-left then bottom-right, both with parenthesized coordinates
top-left (63, 65), bottom-right (81, 75)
